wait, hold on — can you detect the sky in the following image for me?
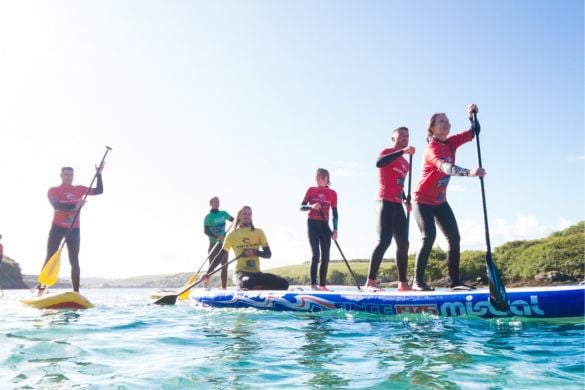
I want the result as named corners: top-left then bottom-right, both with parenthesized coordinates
top-left (0, 1), bottom-right (583, 280)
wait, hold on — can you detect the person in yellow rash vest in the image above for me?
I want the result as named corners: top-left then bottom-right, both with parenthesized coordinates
top-left (202, 206), bottom-right (288, 290)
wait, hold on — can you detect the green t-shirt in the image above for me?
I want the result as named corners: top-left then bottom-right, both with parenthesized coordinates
top-left (204, 210), bottom-right (233, 244)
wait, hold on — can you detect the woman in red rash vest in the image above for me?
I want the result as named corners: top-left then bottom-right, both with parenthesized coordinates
top-left (300, 168), bottom-right (338, 291)
top-left (412, 104), bottom-right (484, 291)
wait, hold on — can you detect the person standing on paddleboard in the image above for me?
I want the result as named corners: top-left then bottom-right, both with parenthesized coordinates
top-left (42, 163), bottom-right (105, 292)
top-left (300, 168), bottom-right (338, 291)
top-left (203, 196), bottom-right (234, 289)
top-left (365, 127), bottom-right (415, 292)
top-left (412, 104), bottom-right (484, 291)
top-left (203, 206), bottom-right (288, 290)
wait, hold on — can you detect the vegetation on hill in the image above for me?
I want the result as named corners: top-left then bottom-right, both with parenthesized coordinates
top-left (3, 221), bottom-right (584, 289)
top-left (271, 221), bottom-right (585, 288)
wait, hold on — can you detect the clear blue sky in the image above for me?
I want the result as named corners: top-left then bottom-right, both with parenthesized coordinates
top-left (0, 1), bottom-right (583, 279)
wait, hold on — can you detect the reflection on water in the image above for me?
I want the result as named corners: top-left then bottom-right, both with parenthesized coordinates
top-left (300, 315), bottom-right (349, 387)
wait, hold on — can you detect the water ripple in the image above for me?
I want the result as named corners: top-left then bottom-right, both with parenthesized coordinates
top-left (0, 289), bottom-right (583, 389)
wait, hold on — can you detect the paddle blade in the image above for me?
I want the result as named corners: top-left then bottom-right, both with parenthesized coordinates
top-left (486, 253), bottom-right (509, 312)
top-left (38, 247), bottom-right (63, 287)
top-left (153, 293), bottom-right (179, 305)
top-left (178, 274), bottom-right (197, 301)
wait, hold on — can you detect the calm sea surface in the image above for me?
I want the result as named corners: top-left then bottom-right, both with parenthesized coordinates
top-left (0, 288), bottom-right (583, 389)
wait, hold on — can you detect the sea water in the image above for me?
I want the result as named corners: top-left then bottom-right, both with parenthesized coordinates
top-left (0, 288), bottom-right (583, 389)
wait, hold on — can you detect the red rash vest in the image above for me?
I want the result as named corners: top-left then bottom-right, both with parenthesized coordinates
top-left (302, 186), bottom-right (337, 221)
top-left (377, 147), bottom-right (410, 203)
top-left (414, 129), bottom-right (474, 206)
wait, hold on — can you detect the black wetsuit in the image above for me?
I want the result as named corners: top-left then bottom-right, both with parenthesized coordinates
top-left (234, 271), bottom-right (289, 290)
top-left (413, 202), bottom-right (461, 286)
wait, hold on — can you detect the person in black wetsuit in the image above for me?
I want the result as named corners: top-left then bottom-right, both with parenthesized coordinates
top-left (365, 127), bottom-right (415, 291)
top-left (202, 206), bottom-right (289, 291)
top-left (412, 104), bottom-right (484, 291)
top-left (300, 168), bottom-right (338, 291)
top-left (203, 196), bottom-right (234, 289)
top-left (42, 163), bottom-right (104, 293)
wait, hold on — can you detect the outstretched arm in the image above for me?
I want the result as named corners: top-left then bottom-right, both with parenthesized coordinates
top-left (376, 146), bottom-right (415, 168)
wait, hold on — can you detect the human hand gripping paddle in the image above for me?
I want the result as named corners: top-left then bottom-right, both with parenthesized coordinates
top-left (315, 208), bottom-right (361, 291)
top-left (177, 222), bottom-right (234, 301)
top-left (37, 146), bottom-right (112, 291)
top-left (472, 112), bottom-right (509, 312)
top-left (153, 253), bottom-right (244, 305)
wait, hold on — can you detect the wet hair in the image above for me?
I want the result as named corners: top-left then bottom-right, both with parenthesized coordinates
top-left (235, 205), bottom-right (255, 230)
top-left (315, 168), bottom-right (331, 186)
top-left (61, 167), bottom-right (74, 173)
top-left (426, 113), bottom-right (445, 142)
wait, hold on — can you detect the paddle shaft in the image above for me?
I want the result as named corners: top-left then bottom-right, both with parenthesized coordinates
top-left (180, 253), bottom-right (242, 295)
top-left (405, 154), bottom-right (413, 236)
top-left (317, 209), bottom-right (361, 291)
top-left (472, 115), bottom-right (492, 255)
top-left (195, 222), bottom-right (234, 276)
top-left (472, 113), bottom-right (509, 311)
top-left (56, 146), bottom-right (113, 251)
top-left (153, 253), bottom-right (243, 305)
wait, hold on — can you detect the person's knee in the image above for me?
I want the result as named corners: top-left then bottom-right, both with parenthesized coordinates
top-left (396, 237), bottom-right (409, 249)
top-left (378, 238), bottom-right (392, 251)
top-left (447, 233), bottom-right (461, 246)
top-left (238, 274), bottom-right (255, 290)
top-left (421, 233), bottom-right (436, 246)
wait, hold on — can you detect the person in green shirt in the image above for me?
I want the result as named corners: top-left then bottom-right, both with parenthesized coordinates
top-left (203, 196), bottom-right (234, 289)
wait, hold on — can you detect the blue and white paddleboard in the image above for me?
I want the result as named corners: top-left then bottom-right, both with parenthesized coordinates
top-left (190, 285), bottom-right (585, 319)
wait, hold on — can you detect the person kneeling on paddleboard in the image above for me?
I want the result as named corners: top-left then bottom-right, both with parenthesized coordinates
top-left (201, 206), bottom-right (288, 291)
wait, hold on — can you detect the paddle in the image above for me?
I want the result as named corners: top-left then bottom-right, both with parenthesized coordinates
top-left (406, 154), bottom-right (413, 233)
top-left (38, 146), bottom-right (112, 289)
top-left (178, 222), bottom-right (234, 301)
top-left (153, 253), bottom-right (244, 305)
top-left (316, 209), bottom-right (361, 291)
top-left (472, 113), bottom-right (509, 312)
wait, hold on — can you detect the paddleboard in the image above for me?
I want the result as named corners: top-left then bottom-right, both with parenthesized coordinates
top-left (190, 285), bottom-right (585, 319)
top-left (21, 291), bottom-right (94, 310)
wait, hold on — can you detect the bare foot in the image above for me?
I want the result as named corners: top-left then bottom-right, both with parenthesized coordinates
top-left (318, 285), bottom-right (329, 291)
top-left (397, 282), bottom-right (412, 292)
top-left (363, 279), bottom-right (381, 291)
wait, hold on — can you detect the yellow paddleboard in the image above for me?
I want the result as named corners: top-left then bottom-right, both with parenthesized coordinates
top-left (21, 291), bottom-right (94, 310)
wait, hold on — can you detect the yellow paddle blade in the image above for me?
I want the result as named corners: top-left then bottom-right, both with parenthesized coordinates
top-left (38, 247), bottom-right (63, 287)
top-left (178, 274), bottom-right (197, 301)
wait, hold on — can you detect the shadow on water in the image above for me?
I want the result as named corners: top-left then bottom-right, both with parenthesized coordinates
top-left (209, 312), bottom-right (263, 390)
top-left (40, 310), bottom-right (81, 327)
top-left (299, 314), bottom-right (349, 388)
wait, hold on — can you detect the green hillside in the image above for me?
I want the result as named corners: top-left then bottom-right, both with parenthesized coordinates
top-left (269, 221), bottom-right (585, 288)
top-left (5, 221), bottom-right (584, 289)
